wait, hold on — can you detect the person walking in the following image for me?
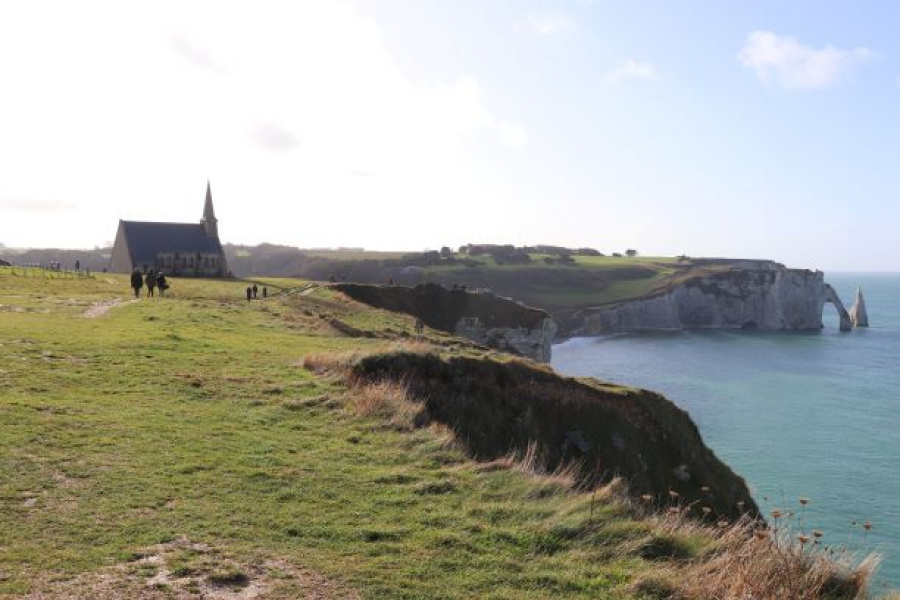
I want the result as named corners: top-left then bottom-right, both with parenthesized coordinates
top-left (156, 271), bottom-right (168, 297)
top-left (262, 286), bottom-right (268, 299)
top-left (130, 268), bottom-right (143, 298)
top-left (246, 286), bottom-right (252, 302)
top-left (252, 284), bottom-right (258, 299)
top-left (145, 270), bottom-right (156, 297)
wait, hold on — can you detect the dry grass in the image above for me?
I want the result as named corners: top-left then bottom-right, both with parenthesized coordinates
top-left (347, 379), bottom-right (425, 431)
top-left (301, 346), bottom-right (436, 431)
top-left (301, 351), bottom-right (357, 374)
top-left (679, 519), bottom-right (877, 599)
top-left (630, 499), bottom-right (880, 599)
top-left (494, 441), bottom-right (581, 491)
top-left (383, 340), bottom-right (438, 355)
top-left (301, 341), bottom-right (438, 376)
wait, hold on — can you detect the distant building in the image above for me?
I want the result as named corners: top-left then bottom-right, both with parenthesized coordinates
top-left (109, 182), bottom-right (228, 276)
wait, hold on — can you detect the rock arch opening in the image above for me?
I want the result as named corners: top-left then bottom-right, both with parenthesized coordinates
top-left (823, 284), bottom-right (852, 331)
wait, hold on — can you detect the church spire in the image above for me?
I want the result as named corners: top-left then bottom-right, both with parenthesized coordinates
top-left (201, 180), bottom-right (219, 238)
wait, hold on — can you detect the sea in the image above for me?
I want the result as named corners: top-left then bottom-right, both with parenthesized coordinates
top-left (552, 273), bottom-right (900, 593)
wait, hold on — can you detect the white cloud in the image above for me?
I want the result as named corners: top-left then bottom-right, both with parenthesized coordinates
top-left (516, 12), bottom-right (574, 36)
top-left (169, 34), bottom-right (226, 74)
top-left (604, 60), bottom-right (662, 84)
top-left (0, 198), bottom-right (76, 213)
top-left (251, 123), bottom-right (299, 152)
top-left (738, 31), bottom-right (873, 90)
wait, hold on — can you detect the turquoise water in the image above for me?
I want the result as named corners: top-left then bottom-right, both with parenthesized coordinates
top-left (552, 273), bottom-right (900, 592)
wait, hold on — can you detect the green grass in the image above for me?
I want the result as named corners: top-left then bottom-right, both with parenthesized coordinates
top-left (413, 254), bottom-right (692, 309)
top-left (0, 268), bottom-right (721, 597)
top-left (304, 249), bottom-right (410, 261)
top-left (225, 250), bottom-right (698, 310)
top-left (568, 255), bottom-right (680, 268)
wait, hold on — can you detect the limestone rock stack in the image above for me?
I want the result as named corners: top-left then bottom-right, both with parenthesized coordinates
top-left (849, 286), bottom-right (869, 328)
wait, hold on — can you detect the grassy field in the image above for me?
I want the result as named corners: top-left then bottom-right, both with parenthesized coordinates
top-left (416, 255), bottom-right (688, 311)
top-left (0, 268), bottom-right (875, 598)
top-left (303, 250), bottom-right (410, 261)
top-left (218, 246), bottom-right (707, 311)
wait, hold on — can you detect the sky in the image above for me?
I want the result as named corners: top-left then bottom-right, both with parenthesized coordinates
top-left (0, 1), bottom-right (898, 271)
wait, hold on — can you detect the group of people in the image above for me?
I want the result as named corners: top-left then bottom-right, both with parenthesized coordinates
top-left (130, 268), bottom-right (168, 298)
top-left (128, 268), bottom-right (274, 302)
top-left (245, 284), bottom-right (267, 301)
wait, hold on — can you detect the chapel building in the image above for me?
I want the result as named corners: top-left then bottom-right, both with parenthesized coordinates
top-left (109, 182), bottom-right (228, 277)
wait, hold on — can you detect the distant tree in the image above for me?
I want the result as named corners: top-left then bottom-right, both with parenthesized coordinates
top-left (439, 246), bottom-right (453, 258)
top-left (505, 250), bottom-right (532, 264)
top-left (625, 249), bottom-right (638, 257)
top-left (612, 252), bottom-right (623, 258)
top-left (532, 245), bottom-right (570, 256)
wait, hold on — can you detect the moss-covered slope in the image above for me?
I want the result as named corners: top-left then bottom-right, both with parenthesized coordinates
top-left (333, 282), bottom-right (548, 331)
top-left (350, 351), bottom-right (758, 520)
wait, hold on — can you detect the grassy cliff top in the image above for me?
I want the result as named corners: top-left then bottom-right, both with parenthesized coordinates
top-left (1, 245), bottom-right (772, 314)
top-left (0, 267), bottom-right (875, 598)
top-left (333, 282), bottom-right (550, 331)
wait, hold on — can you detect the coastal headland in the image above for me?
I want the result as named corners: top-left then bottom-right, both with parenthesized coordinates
top-left (0, 264), bottom-right (881, 598)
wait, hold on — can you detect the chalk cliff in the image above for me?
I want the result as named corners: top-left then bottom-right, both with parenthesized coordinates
top-left (454, 315), bottom-right (557, 363)
top-left (566, 264), bottom-right (854, 335)
top-left (849, 287), bottom-right (869, 328)
top-left (333, 283), bottom-right (558, 362)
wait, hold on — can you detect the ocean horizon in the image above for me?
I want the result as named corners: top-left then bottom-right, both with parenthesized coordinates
top-left (553, 272), bottom-right (900, 593)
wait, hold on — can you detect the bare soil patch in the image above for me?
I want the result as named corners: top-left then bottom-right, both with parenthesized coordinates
top-left (24, 536), bottom-right (358, 599)
top-left (82, 299), bottom-right (136, 319)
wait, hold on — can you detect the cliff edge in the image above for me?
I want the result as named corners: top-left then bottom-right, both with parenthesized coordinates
top-left (565, 263), bottom-right (856, 335)
top-left (333, 282), bottom-right (558, 362)
top-left (348, 351), bottom-right (759, 520)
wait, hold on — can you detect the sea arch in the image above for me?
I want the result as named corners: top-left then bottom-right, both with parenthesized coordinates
top-left (823, 284), bottom-right (852, 331)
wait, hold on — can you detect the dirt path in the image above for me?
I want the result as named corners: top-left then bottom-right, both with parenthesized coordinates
top-left (82, 298), bottom-right (137, 318)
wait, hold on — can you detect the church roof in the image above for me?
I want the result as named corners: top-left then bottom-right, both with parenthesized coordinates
top-left (120, 221), bottom-right (224, 266)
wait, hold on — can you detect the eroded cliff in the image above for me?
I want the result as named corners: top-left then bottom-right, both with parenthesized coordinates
top-left (349, 351), bottom-right (759, 519)
top-left (566, 265), bottom-right (854, 335)
top-left (333, 282), bottom-right (558, 362)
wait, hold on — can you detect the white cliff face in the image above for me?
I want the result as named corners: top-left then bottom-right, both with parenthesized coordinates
top-left (849, 287), bottom-right (869, 328)
top-left (570, 268), bottom-right (853, 335)
top-left (455, 316), bottom-right (558, 362)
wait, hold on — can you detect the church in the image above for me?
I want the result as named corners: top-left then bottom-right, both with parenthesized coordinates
top-left (109, 182), bottom-right (228, 277)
